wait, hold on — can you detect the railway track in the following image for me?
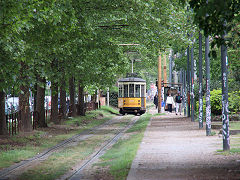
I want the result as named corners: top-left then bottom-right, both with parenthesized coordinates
top-left (0, 116), bottom-right (124, 180)
top-left (0, 115), bottom-right (140, 180)
top-left (64, 115), bottom-right (140, 180)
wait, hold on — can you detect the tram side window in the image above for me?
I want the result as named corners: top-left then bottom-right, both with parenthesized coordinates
top-left (129, 84), bottom-right (134, 97)
top-left (141, 85), bottom-right (145, 97)
top-left (119, 85), bottom-right (123, 97)
top-left (135, 84), bottom-right (140, 97)
top-left (124, 85), bottom-right (128, 97)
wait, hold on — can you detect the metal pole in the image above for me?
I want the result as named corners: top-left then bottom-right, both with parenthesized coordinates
top-left (191, 44), bottom-right (194, 122)
top-left (198, 31), bottom-right (203, 128)
top-left (107, 87), bottom-right (109, 106)
top-left (164, 54), bottom-right (167, 86)
top-left (158, 53), bottom-right (162, 113)
top-left (183, 70), bottom-right (187, 116)
top-left (221, 33), bottom-right (230, 151)
top-left (187, 46), bottom-right (190, 117)
top-left (131, 59), bottom-right (134, 73)
top-left (179, 70), bottom-right (183, 93)
top-left (169, 56), bottom-right (172, 87)
top-left (205, 35), bottom-right (211, 136)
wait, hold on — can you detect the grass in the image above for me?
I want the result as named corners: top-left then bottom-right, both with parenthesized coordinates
top-left (209, 131), bottom-right (217, 136)
top-left (94, 113), bottom-right (152, 180)
top-left (153, 113), bottom-right (166, 116)
top-left (99, 105), bottom-right (119, 115)
top-left (0, 106), bottom-right (117, 170)
top-left (217, 148), bottom-right (240, 155)
top-left (230, 121), bottom-right (240, 130)
top-left (18, 134), bottom-right (111, 180)
top-left (0, 108), bottom-right (150, 180)
top-left (217, 133), bottom-right (240, 155)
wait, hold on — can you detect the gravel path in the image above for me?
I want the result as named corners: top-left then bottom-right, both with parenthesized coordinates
top-left (127, 112), bottom-right (240, 180)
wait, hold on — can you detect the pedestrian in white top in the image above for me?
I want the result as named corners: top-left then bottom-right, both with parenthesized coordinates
top-left (166, 94), bottom-right (174, 113)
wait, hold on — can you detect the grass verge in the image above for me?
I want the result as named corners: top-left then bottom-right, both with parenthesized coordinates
top-left (217, 134), bottom-right (240, 155)
top-left (0, 106), bottom-right (117, 170)
top-left (153, 113), bottom-right (166, 116)
top-left (94, 113), bottom-right (152, 180)
top-left (18, 134), bottom-right (112, 180)
top-left (230, 121), bottom-right (240, 130)
top-left (217, 148), bottom-right (240, 155)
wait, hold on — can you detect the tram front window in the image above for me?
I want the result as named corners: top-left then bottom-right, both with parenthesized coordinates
top-left (135, 84), bottom-right (140, 97)
top-left (124, 85), bottom-right (128, 97)
top-left (129, 84), bottom-right (134, 97)
top-left (119, 85), bottom-right (123, 97)
top-left (141, 85), bottom-right (145, 97)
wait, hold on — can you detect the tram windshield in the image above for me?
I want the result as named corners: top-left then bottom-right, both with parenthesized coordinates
top-left (129, 84), bottom-right (134, 97)
top-left (141, 85), bottom-right (145, 97)
top-left (135, 85), bottom-right (140, 97)
top-left (124, 85), bottom-right (128, 97)
top-left (119, 85), bottom-right (123, 97)
top-left (119, 83), bottom-right (145, 98)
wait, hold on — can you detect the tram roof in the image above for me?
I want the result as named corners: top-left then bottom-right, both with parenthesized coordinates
top-left (118, 77), bottom-right (146, 83)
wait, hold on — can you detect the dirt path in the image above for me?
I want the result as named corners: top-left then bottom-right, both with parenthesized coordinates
top-left (127, 113), bottom-right (240, 180)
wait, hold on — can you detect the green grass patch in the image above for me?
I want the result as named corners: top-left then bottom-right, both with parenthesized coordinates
top-left (127, 113), bottom-right (152, 133)
top-left (217, 134), bottom-right (240, 155)
top-left (217, 148), bottom-right (240, 155)
top-left (99, 105), bottom-right (119, 115)
top-left (0, 108), bottom-right (115, 170)
top-left (153, 113), bottom-right (166, 116)
top-left (230, 121), bottom-right (240, 130)
top-left (19, 134), bottom-right (111, 180)
top-left (95, 113), bottom-right (152, 180)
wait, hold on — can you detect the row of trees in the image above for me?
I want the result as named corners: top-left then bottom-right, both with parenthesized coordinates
top-left (175, 0), bottom-right (239, 150)
top-left (0, 0), bottom-right (190, 135)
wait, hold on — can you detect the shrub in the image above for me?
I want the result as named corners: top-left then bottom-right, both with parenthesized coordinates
top-left (229, 90), bottom-right (240, 113)
top-left (210, 89), bottom-right (222, 115)
top-left (196, 89), bottom-right (240, 116)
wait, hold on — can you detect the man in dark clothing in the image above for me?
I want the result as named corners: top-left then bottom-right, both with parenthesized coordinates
top-left (175, 93), bottom-right (182, 115)
top-left (154, 93), bottom-right (158, 109)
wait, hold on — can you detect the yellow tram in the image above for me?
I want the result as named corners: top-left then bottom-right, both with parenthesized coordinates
top-left (118, 76), bottom-right (146, 115)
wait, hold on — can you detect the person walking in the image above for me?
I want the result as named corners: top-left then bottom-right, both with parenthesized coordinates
top-left (175, 93), bottom-right (182, 115)
top-left (166, 94), bottom-right (174, 113)
top-left (154, 93), bottom-right (158, 109)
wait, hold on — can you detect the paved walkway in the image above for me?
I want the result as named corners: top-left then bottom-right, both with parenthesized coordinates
top-left (127, 111), bottom-right (240, 180)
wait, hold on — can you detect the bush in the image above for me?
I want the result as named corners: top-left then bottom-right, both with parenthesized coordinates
top-left (196, 89), bottom-right (240, 116)
top-left (229, 90), bottom-right (240, 113)
top-left (210, 89), bottom-right (222, 115)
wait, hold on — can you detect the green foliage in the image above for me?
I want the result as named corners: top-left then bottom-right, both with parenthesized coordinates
top-left (196, 89), bottom-right (240, 116)
top-left (210, 89), bottom-right (222, 115)
top-left (99, 105), bottom-right (119, 115)
top-left (230, 121), bottom-right (240, 130)
top-left (229, 90), bottom-right (240, 114)
top-left (187, 0), bottom-right (240, 47)
top-left (98, 113), bottom-right (152, 179)
top-left (127, 113), bottom-right (152, 133)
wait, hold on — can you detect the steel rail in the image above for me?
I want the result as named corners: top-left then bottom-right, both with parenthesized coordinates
top-left (67, 115), bottom-right (140, 180)
top-left (0, 116), bottom-right (123, 179)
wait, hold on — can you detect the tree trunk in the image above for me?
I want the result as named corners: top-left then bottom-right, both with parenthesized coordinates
top-left (33, 76), bottom-right (38, 126)
top-left (19, 84), bottom-right (32, 132)
top-left (51, 81), bottom-right (59, 124)
top-left (77, 81), bottom-right (85, 116)
top-left (60, 82), bottom-right (67, 119)
top-left (69, 76), bottom-right (76, 117)
top-left (36, 77), bottom-right (47, 127)
top-left (19, 62), bottom-right (32, 132)
top-left (0, 91), bottom-right (7, 135)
